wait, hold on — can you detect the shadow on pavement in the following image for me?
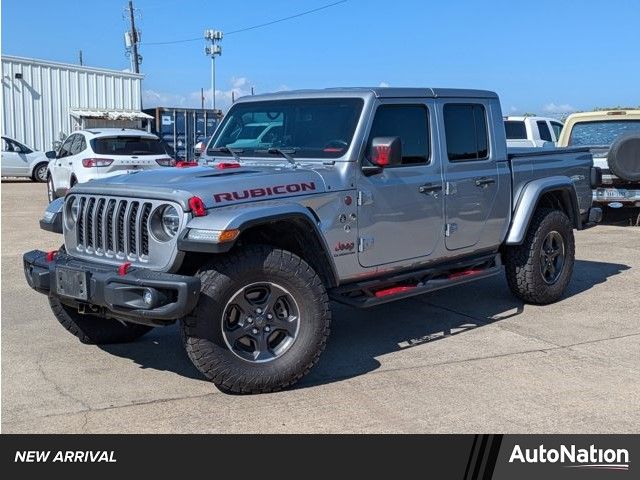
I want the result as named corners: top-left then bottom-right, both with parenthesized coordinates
top-left (97, 258), bottom-right (630, 389)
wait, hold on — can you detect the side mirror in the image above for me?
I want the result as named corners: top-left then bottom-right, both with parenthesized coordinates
top-left (45, 150), bottom-right (57, 159)
top-left (370, 136), bottom-right (402, 167)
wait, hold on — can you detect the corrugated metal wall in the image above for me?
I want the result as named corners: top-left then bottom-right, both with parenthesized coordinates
top-left (1, 55), bottom-right (143, 151)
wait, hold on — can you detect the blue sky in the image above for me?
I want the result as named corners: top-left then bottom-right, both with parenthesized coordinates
top-left (2, 0), bottom-right (639, 115)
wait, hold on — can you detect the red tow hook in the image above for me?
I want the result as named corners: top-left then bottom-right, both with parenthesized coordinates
top-left (118, 262), bottom-right (132, 276)
top-left (46, 250), bottom-right (58, 262)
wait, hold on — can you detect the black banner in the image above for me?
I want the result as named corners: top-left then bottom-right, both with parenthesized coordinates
top-left (0, 434), bottom-right (636, 478)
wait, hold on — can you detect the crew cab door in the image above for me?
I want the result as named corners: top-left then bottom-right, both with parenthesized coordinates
top-left (357, 100), bottom-right (444, 267)
top-left (438, 100), bottom-right (509, 251)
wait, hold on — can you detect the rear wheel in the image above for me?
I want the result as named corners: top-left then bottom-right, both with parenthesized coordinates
top-left (49, 297), bottom-right (153, 344)
top-left (504, 208), bottom-right (575, 304)
top-left (181, 245), bottom-right (331, 394)
top-left (33, 163), bottom-right (48, 182)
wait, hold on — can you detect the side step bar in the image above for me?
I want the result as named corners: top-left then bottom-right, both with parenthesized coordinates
top-left (329, 254), bottom-right (502, 308)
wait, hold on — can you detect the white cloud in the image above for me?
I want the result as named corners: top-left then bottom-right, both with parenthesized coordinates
top-left (378, 81), bottom-right (390, 87)
top-left (509, 106), bottom-right (518, 113)
top-left (543, 102), bottom-right (575, 114)
top-left (142, 76), bottom-right (255, 111)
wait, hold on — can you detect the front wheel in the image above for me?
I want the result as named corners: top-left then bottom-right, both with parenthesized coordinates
top-left (47, 174), bottom-right (58, 202)
top-left (181, 245), bottom-right (331, 394)
top-left (504, 208), bottom-right (575, 305)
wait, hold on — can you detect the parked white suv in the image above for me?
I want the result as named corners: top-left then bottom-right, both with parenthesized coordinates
top-left (1, 136), bottom-right (50, 182)
top-left (47, 129), bottom-right (175, 201)
top-left (504, 116), bottom-right (564, 147)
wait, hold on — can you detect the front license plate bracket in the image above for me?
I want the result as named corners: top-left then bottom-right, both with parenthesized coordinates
top-left (56, 267), bottom-right (89, 300)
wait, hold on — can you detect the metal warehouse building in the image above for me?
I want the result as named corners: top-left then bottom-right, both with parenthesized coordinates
top-left (1, 55), bottom-right (150, 151)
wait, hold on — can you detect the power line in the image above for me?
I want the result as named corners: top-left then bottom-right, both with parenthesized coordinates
top-left (141, 0), bottom-right (347, 46)
top-left (226, 0), bottom-right (347, 35)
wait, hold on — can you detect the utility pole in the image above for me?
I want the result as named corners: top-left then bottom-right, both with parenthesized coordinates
top-left (204, 29), bottom-right (223, 114)
top-left (201, 88), bottom-right (205, 109)
top-left (78, 50), bottom-right (83, 66)
top-left (127, 0), bottom-right (140, 73)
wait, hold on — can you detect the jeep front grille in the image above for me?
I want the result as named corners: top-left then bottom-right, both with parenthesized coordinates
top-left (64, 194), bottom-right (184, 270)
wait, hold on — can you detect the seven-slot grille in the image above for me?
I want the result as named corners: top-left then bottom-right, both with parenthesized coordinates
top-left (74, 196), bottom-right (153, 259)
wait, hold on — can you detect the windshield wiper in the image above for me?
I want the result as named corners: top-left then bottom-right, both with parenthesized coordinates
top-left (259, 147), bottom-right (298, 167)
top-left (209, 146), bottom-right (244, 162)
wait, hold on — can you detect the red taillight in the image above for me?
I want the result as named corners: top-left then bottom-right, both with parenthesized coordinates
top-left (82, 158), bottom-right (113, 168)
top-left (46, 250), bottom-right (58, 262)
top-left (216, 162), bottom-right (241, 169)
top-left (118, 262), bottom-right (132, 276)
top-left (372, 145), bottom-right (390, 166)
top-left (374, 285), bottom-right (415, 298)
top-left (176, 161), bottom-right (199, 168)
top-left (156, 157), bottom-right (176, 167)
top-left (188, 196), bottom-right (207, 217)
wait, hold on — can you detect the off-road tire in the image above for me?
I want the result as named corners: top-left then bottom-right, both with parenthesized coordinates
top-left (181, 245), bottom-right (331, 394)
top-left (49, 296), bottom-right (153, 344)
top-left (504, 208), bottom-right (575, 305)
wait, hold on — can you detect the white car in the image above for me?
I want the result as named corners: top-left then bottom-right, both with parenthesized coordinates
top-left (1, 136), bottom-right (50, 182)
top-left (504, 116), bottom-right (564, 148)
top-left (47, 128), bottom-right (175, 201)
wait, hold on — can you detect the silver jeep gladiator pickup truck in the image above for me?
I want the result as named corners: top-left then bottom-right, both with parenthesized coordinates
top-left (24, 88), bottom-right (602, 393)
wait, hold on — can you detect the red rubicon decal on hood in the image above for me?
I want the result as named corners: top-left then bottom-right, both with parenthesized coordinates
top-left (213, 182), bottom-right (317, 203)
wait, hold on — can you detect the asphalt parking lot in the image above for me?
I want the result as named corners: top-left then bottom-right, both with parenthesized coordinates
top-left (2, 180), bottom-right (639, 433)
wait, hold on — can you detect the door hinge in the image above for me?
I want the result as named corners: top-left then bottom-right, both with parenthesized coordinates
top-left (357, 190), bottom-right (373, 206)
top-left (444, 223), bottom-right (458, 237)
top-left (445, 182), bottom-right (457, 195)
top-left (358, 236), bottom-right (375, 252)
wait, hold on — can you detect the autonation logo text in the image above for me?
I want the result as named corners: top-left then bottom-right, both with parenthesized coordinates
top-left (509, 444), bottom-right (630, 471)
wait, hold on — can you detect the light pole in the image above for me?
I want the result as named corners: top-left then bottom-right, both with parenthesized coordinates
top-left (204, 30), bottom-right (223, 113)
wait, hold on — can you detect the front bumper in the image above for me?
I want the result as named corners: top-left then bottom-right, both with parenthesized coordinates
top-left (23, 250), bottom-right (200, 326)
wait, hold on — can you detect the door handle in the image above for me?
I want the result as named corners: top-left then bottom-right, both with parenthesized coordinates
top-left (418, 183), bottom-right (443, 195)
top-left (474, 177), bottom-right (496, 187)
top-left (68, 162), bottom-right (73, 165)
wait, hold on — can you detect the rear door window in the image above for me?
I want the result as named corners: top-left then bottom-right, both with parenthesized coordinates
top-left (504, 121), bottom-right (527, 139)
top-left (443, 104), bottom-right (489, 161)
top-left (91, 136), bottom-right (166, 155)
top-left (537, 121), bottom-right (553, 142)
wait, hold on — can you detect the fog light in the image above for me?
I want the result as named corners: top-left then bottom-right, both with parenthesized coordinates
top-left (143, 290), bottom-right (154, 306)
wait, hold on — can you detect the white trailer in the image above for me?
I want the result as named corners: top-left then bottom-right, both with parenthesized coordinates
top-left (1, 55), bottom-right (151, 152)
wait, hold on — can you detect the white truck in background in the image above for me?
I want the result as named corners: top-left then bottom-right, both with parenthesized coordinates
top-left (504, 116), bottom-right (564, 148)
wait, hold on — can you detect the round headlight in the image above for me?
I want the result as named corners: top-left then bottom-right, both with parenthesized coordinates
top-left (161, 206), bottom-right (180, 237)
top-left (67, 197), bottom-right (78, 226)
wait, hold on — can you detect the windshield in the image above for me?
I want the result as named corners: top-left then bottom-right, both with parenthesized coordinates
top-left (209, 98), bottom-right (364, 158)
top-left (568, 120), bottom-right (640, 146)
top-left (91, 136), bottom-right (166, 155)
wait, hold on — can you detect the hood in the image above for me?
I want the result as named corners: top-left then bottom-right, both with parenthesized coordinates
top-left (70, 165), bottom-right (327, 210)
